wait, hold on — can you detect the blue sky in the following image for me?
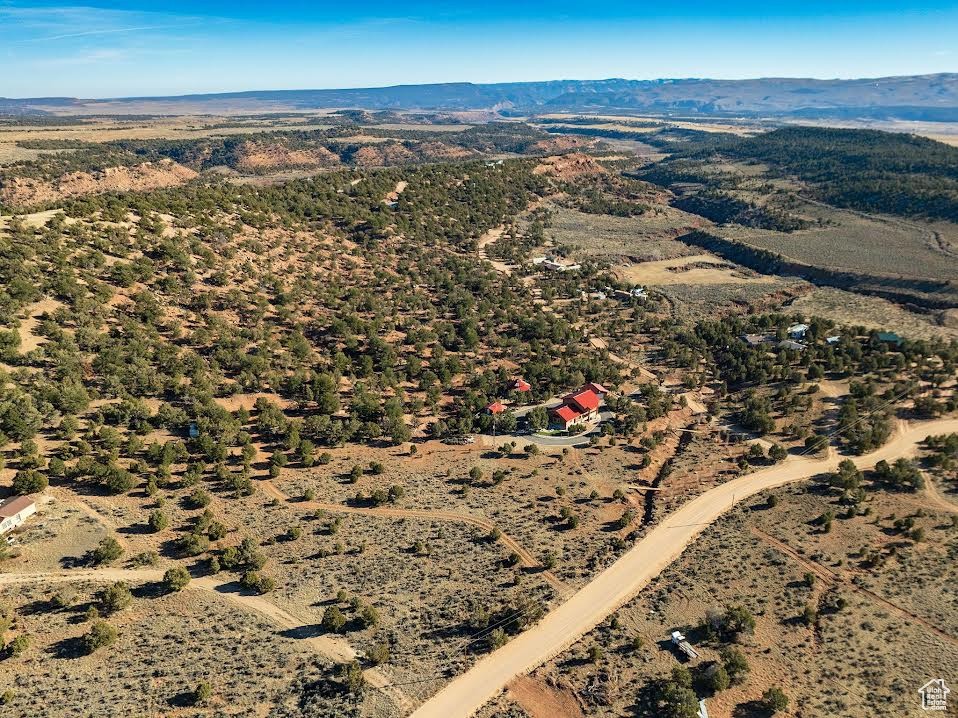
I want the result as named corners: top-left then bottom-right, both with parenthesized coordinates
top-left (1, 1), bottom-right (956, 98)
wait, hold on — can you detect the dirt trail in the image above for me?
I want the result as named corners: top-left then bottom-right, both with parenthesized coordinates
top-left (262, 479), bottom-right (567, 592)
top-left (923, 475), bottom-right (958, 514)
top-left (384, 180), bottom-right (407, 203)
top-left (0, 567), bottom-right (410, 712)
top-left (751, 527), bottom-right (958, 648)
top-left (588, 337), bottom-right (656, 380)
top-left (0, 568), bottom-right (164, 586)
top-left (409, 417), bottom-right (958, 718)
top-left (476, 225), bottom-right (515, 276)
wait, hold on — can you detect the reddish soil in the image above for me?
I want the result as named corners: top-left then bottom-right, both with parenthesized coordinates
top-left (1, 159), bottom-right (197, 206)
top-left (531, 136), bottom-right (597, 154)
top-left (236, 142), bottom-right (340, 171)
top-left (532, 153), bottom-right (607, 180)
top-left (507, 676), bottom-right (586, 718)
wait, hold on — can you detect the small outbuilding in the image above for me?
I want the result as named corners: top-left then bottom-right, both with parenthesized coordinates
top-left (0, 495), bottom-right (37, 535)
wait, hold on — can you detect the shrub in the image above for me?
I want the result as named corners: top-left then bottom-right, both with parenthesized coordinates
top-left (99, 582), bottom-right (133, 614)
top-left (163, 566), bottom-right (191, 592)
top-left (486, 627), bottom-right (507, 650)
top-left (189, 489), bottom-right (212, 508)
top-left (51, 587), bottom-right (76, 609)
top-left (148, 509), bottom-right (169, 533)
top-left (11, 470), bottom-right (47, 495)
top-left (83, 621), bottom-right (117, 654)
top-left (321, 606), bottom-right (346, 633)
top-left (179, 532), bottom-right (210, 557)
top-left (7, 635), bottom-right (29, 658)
top-left (358, 604), bottom-right (380, 628)
top-left (762, 687), bottom-right (789, 713)
top-left (367, 641), bottom-right (390, 665)
top-left (719, 647), bottom-right (749, 685)
top-left (696, 662), bottom-right (730, 694)
top-left (341, 660), bottom-right (365, 695)
top-left (91, 537), bottom-right (123, 565)
top-left (192, 682), bottom-right (212, 706)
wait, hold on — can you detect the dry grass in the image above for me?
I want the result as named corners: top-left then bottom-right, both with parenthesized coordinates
top-left (791, 287), bottom-right (958, 341)
top-left (616, 254), bottom-right (776, 286)
top-left (505, 478), bottom-right (958, 718)
top-left (0, 582), bottom-right (355, 717)
top-left (719, 198), bottom-right (958, 282)
top-left (544, 206), bottom-right (704, 263)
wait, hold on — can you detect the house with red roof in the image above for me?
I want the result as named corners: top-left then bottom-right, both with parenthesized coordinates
top-left (548, 385), bottom-right (604, 431)
top-left (510, 378), bottom-right (531, 393)
top-left (551, 404), bottom-right (582, 430)
top-left (484, 401), bottom-right (507, 415)
top-left (583, 382), bottom-right (608, 397)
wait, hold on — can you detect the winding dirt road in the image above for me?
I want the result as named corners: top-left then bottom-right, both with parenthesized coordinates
top-left (0, 568), bottom-right (411, 712)
top-left (410, 417), bottom-right (958, 718)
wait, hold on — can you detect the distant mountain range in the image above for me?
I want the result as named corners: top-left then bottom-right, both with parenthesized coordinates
top-left (4, 74), bottom-right (958, 120)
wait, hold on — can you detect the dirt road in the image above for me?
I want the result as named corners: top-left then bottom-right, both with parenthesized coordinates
top-left (476, 225), bottom-right (515, 276)
top-left (0, 567), bottom-right (410, 712)
top-left (923, 473), bottom-right (958, 514)
top-left (410, 417), bottom-right (958, 718)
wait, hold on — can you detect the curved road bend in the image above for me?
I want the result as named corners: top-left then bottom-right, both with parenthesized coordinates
top-left (411, 418), bottom-right (958, 718)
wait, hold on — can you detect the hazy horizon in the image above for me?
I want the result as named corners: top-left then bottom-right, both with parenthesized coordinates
top-left (8, 72), bottom-right (958, 102)
top-left (1, 1), bottom-right (956, 98)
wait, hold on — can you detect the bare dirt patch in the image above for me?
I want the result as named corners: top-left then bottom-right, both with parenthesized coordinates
top-left (532, 154), bottom-right (606, 180)
top-left (617, 254), bottom-right (775, 286)
top-left (1, 159), bottom-right (197, 206)
top-left (507, 676), bottom-right (585, 718)
top-left (235, 141), bottom-right (341, 171)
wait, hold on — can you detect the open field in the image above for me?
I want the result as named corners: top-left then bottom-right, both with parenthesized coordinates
top-left (718, 198), bottom-right (958, 282)
top-left (532, 114), bottom-right (763, 136)
top-left (545, 206), bottom-right (705, 262)
top-left (616, 254), bottom-right (776, 286)
top-left (791, 287), bottom-right (958, 341)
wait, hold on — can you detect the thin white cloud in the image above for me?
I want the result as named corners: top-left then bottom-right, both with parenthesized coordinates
top-left (30, 21), bottom-right (205, 42)
top-left (0, 3), bottom-right (210, 43)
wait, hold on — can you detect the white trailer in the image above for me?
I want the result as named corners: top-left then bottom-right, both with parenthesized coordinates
top-left (0, 495), bottom-right (37, 535)
top-left (670, 630), bottom-right (699, 660)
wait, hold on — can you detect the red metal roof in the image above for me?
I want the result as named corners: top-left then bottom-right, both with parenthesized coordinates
top-left (566, 389), bottom-right (600, 413)
top-left (511, 378), bottom-right (531, 392)
top-left (584, 382), bottom-right (608, 395)
top-left (552, 405), bottom-right (581, 423)
top-left (485, 401), bottom-right (507, 414)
